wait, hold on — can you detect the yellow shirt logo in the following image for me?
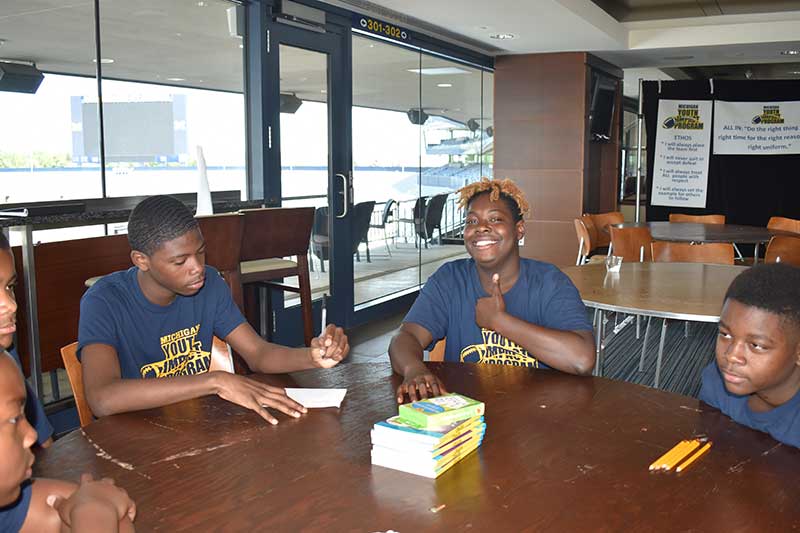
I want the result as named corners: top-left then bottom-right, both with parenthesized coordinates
top-left (459, 328), bottom-right (539, 367)
top-left (140, 324), bottom-right (212, 378)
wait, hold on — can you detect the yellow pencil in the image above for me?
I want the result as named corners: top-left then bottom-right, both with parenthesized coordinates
top-left (663, 440), bottom-right (702, 471)
top-left (676, 442), bottom-right (712, 473)
top-left (649, 440), bottom-right (689, 471)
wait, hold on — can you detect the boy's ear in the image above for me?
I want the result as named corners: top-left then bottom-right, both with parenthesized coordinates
top-left (130, 250), bottom-right (150, 272)
top-left (515, 220), bottom-right (525, 241)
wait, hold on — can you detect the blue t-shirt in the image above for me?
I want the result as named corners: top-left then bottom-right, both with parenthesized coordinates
top-left (78, 266), bottom-right (245, 380)
top-left (5, 348), bottom-right (53, 446)
top-left (699, 361), bottom-right (800, 448)
top-left (0, 480), bottom-right (32, 533)
top-left (404, 258), bottom-right (593, 367)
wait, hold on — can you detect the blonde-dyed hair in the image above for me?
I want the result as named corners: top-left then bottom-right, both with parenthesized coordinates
top-left (457, 177), bottom-right (530, 221)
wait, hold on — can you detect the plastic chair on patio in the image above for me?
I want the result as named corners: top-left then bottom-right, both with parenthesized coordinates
top-left (369, 199), bottom-right (396, 257)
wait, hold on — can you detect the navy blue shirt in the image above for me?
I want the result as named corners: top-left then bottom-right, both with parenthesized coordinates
top-left (6, 348), bottom-right (53, 446)
top-left (78, 266), bottom-right (245, 379)
top-left (404, 258), bottom-right (593, 367)
top-left (699, 361), bottom-right (800, 448)
top-left (0, 480), bottom-right (32, 533)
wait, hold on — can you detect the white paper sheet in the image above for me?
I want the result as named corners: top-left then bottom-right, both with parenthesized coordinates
top-left (285, 388), bottom-right (347, 408)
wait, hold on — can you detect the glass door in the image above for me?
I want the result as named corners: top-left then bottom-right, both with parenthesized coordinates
top-left (266, 21), bottom-right (356, 341)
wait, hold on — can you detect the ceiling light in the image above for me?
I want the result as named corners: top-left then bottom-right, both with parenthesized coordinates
top-left (437, 83), bottom-right (452, 88)
top-left (781, 50), bottom-right (800, 55)
top-left (196, 1), bottom-right (208, 6)
top-left (0, 39), bottom-right (6, 47)
top-left (408, 67), bottom-right (470, 76)
top-left (167, 77), bottom-right (185, 81)
top-left (790, 71), bottom-right (800, 75)
top-left (92, 58), bottom-right (114, 64)
top-left (320, 89), bottom-right (327, 94)
top-left (239, 44), bottom-right (243, 49)
top-left (489, 33), bottom-right (516, 40)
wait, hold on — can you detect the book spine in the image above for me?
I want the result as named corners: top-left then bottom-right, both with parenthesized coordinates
top-left (414, 403), bottom-right (484, 428)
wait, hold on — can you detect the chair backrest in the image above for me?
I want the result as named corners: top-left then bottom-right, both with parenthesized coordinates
top-left (573, 218), bottom-right (593, 258)
top-left (240, 207), bottom-right (315, 261)
top-left (424, 194), bottom-right (449, 235)
top-left (609, 226), bottom-right (653, 262)
top-left (580, 214), bottom-right (599, 250)
top-left (428, 338), bottom-right (446, 362)
top-left (379, 199), bottom-right (396, 227)
top-left (669, 213), bottom-right (726, 224)
top-left (352, 201), bottom-right (376, 253)
top-left (61, 337), bottom-right (234, 428)
top-left (765, 235), bottom-right (800, 266)
top-left (767, 216), bottom-right (800, 235)
top-left (651, 241), bottom-right (734, 265)
top-left (196, 212), bottom-right (244, 310)
top-left (412, 196), bottom-right (427, 223)
top-left (311, 206), bottom-right (330, 261)
top-left (589, 211), bottom-right (624, 248)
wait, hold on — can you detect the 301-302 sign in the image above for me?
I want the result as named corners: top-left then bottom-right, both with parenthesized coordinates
top-left (353, 15), bottom-right (410, 42)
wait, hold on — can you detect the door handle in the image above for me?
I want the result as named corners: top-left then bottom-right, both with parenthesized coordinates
top-left (336, 172), bottom-right (348, 218)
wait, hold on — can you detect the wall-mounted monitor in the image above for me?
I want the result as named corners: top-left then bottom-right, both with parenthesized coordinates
top-left (589, 73), bottom-right (617, 142)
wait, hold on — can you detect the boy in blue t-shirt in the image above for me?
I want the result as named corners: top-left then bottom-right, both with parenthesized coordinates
top-left (79, 195), bottom-right (350, 424)
top-left (1, 233), bottom-right (135, 532)
top-left (389, 178), bottom-right (595, 403)
top-left (699, 263), bottom-right (800, 448)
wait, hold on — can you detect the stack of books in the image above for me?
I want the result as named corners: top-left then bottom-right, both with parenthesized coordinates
top-left (370, 393), bottom-right (486, 478)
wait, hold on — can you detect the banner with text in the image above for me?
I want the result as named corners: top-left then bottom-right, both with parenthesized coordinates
top-left (651, 99), bottom-right (712, 208)
top-left (714, 100), bottom-right (800, 155)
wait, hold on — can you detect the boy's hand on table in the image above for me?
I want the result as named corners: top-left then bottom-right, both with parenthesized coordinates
top-left (213, 372), bottom-right (307, 424)
top-left (47, 473), bottom-right (136, 528)
top-left (475, 273), bottom-right (507, 331)
top-left (309, 324), bottom-right (349, 369)
top-left (396, 365), bottom-right (447, 404)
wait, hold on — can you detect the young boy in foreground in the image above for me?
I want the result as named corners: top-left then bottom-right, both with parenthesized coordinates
top-left (699, 263), bottom-right (800, 448)
top-left (79, 195), bottom-right (349, 423)
top-left (0, 234), bottom-right (135, 532)
top-left (389, 178), bottom-right (595, 403)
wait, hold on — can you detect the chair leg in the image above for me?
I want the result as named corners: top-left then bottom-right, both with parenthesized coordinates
top-left (576, 237), bottom-right (584, 266)
top-left (365, 238), bottom-right (371, 263)
top-left (383, 228), bottom-right (392, 256)
top-left (297, 255), bottom-right (314, 346)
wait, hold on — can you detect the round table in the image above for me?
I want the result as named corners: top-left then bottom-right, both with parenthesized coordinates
top-left (614, 222), bottom-right (788, 262)
top-left (34, 362), bottom-right (800, 531)
top-left (562, 262), bottom-right (748, 387)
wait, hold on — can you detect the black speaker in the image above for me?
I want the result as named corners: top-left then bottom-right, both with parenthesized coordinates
top-left (0, 62), bottom-right (44, 94)
top-left (279, 93), bottom-right (303, 114)
top-left (467, 118), bottom-right (480, 132)
top-left (407, 108), bottom-right (429, 125)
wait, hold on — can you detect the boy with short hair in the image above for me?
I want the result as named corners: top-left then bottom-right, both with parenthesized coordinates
top-left (699, 263), bottom-right (800, 448)
top-left (79, 195), bottom-right (349, 423)
top-left (389, 178), bottom-right (595, 403)
top-left (0, 233), bottom-right (135, 532)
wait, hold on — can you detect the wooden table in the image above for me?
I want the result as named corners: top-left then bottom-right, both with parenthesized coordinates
top-left (615, 222), bottom-right (786, 262)
top-left (563, 262), bottom-right (748, 387)
top-left (34, 362), bottom-right (800, 531)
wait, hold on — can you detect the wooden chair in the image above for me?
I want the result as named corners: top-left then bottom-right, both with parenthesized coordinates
top-left (587, 211), bottom-right (624, 248)
top-left (767, 216), bottom-right (800, 235)
top-left (651, 242), bottom-right (734, 265)
top-left (428, 338), bottom-right (446, 362)
top-left (580, 214), bottom-right (600, 251)
top-left (609, 226), bottom-right (652, 262)
top-left (668, 213), bottom-right (726, 224)
top-left (239, 207), bottom-right (315, 346)
top-left (60, 337), bottom-right (233, 428)
top-left (196, 212), bottom-right (245, 311)
top-left (574, 219), bottom-right (593, 266)
top-left (764, 235), bottom-right (800, 266)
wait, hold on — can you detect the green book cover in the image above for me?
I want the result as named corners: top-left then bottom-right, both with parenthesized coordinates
top-left (398, 393), bottom-right (485, 429)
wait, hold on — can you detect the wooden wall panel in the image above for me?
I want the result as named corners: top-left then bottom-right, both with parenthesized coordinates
top-left (495, 52), bottom-right (620, 263)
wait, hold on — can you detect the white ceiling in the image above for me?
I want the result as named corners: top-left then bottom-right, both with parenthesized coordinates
top-left (328, 0), bottom-right (800, 96)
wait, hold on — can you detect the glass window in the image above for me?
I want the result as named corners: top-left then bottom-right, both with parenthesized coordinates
top-left (99, 0), bottom-right (247, 199)
top-left (0, 3), bottom-right (102, 204)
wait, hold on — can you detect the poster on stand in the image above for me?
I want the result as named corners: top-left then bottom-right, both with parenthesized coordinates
top-left (714, 101), bottom-right (800, 155)
top-left (651, 99), bottom-right (712, 208)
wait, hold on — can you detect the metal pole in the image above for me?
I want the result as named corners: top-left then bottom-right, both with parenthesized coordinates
top-left (635, 78), bottom-right (644, 223)
top-left (619, 147), bottom-right (627, 202)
